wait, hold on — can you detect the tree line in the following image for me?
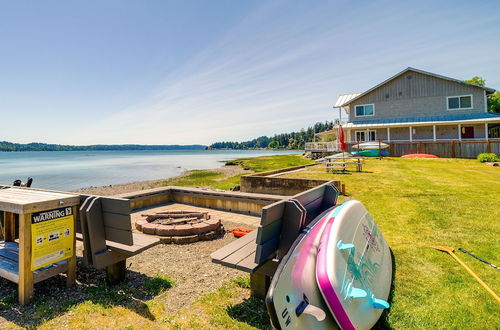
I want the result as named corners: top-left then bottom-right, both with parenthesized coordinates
top-left (0, 142), bottom-right (207, 152)
top-left (209, 121), bottom-right (335, 150)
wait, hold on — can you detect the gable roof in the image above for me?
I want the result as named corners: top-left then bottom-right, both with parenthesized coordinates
top-left (337, 67), bottom-right (496, 107)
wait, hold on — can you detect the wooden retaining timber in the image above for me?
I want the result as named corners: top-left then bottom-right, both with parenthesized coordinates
top-left (115, 186), bottom-right (287, 215)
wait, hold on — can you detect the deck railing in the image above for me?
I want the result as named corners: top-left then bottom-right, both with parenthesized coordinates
top-left (304, 142), bottom-right (339, 152)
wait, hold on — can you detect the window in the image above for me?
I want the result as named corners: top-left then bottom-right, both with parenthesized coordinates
top-left (355, 130), bottom-right (377, 142)
top-left (355, 104), bottom-right (374, 116)
top-left (447, 95), bottom-right (472, 110)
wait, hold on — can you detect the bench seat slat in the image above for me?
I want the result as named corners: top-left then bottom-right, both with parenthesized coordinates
top-left (210, 230), bottom-right (257, 261)
top-left (219, 241), bottom-right (258, 266)
top-left (105, 233), bottom-right (159, 256)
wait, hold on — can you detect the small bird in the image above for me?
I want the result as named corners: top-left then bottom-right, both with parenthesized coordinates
top-left (13, 177), bottom-right (33, 187)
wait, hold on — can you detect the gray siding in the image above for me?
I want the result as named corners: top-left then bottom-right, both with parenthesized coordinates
top-left (348, 71), bottom-right (487, 122)
top-left (348, 124), bottom-right (487, 142)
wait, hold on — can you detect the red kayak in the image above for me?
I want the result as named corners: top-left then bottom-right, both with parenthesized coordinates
top-left (402, 153), bottom-right (439, 158)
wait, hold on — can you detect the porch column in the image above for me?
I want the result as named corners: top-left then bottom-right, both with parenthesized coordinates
top-left (409, 126), bottom-right (413, 142)
top-left (485, 123), bottom-right (489, 140)
top-left (458, 124), bottom-right (462, 141)
top-left (387, 127), bottom-right (391, 142)
top-left (366, 129), bottom-right (369, 142)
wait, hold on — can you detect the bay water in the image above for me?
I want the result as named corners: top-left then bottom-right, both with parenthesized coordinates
top-left (0, 150), bottom-right (301, 191)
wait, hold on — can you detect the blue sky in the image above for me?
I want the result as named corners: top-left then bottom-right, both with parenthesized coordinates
top-left (1, 0), bottom-right (499, 145)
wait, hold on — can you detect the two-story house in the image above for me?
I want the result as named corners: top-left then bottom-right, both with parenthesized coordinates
top-left (335, 67), bottom-right (499, 143)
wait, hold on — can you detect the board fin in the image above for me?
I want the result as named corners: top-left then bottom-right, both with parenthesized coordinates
top-left (371, 296), bottom-right (390, 309)
top-left (337, 240), bottom-right (355, 251)
top-left (347, 285), bottom-right (367, 299)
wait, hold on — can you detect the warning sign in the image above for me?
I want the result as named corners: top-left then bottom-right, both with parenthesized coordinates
top-left (31, 207), bottom-right (74, 271)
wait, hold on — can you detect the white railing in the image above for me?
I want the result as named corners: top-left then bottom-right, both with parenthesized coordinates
top-left (304, 142), bottom-right (339, 152)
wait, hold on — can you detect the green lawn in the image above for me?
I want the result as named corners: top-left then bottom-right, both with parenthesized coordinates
top-left (159, 154), bottom-right (313, 190)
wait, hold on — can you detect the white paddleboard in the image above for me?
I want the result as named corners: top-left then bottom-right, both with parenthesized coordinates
top-left (316, 200), bottom-right (392, 330)
top-left (266, 207), bottom-right (341, 329)
top-left (351, 142), bottom-right (389, 150)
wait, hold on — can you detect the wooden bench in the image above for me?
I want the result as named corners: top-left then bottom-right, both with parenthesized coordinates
top-left (211, 182), bottom-right (339, 298)
top-left (76, 195), bottom-right (160, 284)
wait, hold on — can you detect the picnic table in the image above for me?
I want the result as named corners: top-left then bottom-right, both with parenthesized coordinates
top-left (326, 157), bottom-right (365, 173)
top-left (0, 187), bottom-right (80, 304)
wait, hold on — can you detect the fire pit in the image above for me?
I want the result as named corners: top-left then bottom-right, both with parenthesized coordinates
top-left (135, 210), bottom-right (224, 244)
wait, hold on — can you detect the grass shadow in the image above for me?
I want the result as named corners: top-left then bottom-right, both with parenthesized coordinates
top-left (0, 257), bottom-right (174, 328)
top-left (373, 248), bottom-right (396, 330)
top-left (226, 297), bottom-right (271, 330)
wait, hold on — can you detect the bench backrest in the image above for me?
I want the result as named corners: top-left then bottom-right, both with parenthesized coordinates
top-left (254, 182), bottom-right (339, 264)
top-left (78, 195), bottom-right (133, 266)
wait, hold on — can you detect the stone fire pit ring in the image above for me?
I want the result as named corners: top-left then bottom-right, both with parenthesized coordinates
top-left (135, 211), bottom-right (224, 243)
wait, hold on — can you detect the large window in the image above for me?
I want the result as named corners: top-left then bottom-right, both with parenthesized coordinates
top-left (447, 95), bottom-right (472, 110)
top-left (355, 130), bottom-right (377, 142)
top-left (355, 104), bottom-right (374, 117)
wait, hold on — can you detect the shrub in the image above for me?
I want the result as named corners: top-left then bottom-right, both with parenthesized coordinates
top-left (477, 153), bottom-right (498, 162)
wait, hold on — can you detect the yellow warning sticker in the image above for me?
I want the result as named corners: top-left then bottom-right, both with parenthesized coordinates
top-left (31, 207), bottom-right (74, 271)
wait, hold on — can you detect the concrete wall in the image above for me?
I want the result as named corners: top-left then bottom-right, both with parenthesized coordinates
top-left (240, 176), bottom-right (337, 196)
top-left (348, 70), bottom-right (487, 122)
top-left (240, 165), bottom-right (340, 196)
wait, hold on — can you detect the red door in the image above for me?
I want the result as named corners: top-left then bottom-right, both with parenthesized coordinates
top-left (461, 126), bottom-right (474, 139)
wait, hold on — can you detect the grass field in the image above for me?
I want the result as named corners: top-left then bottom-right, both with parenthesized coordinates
top-left (1, 155), bottom-right (498, 329)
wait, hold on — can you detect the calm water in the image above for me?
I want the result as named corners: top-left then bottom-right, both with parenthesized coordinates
top-left (0, 150), bottom-right (301, 191)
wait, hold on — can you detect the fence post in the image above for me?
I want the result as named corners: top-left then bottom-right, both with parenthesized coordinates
top-left (451, 141), bottom-right (456, 158)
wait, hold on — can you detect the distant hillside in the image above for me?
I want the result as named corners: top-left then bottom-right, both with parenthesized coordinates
top-left (0, 141), bottom-right (207, 152)
top-left (210, 121), bottom-right (334, 149)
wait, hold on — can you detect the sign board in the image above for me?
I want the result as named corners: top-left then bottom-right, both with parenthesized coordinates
top-left (31, 207), bottom-right (74, 271)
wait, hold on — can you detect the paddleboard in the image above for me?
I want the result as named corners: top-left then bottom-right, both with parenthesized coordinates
top-left (266, 206), bottom-right (343, 330)
top-left (351, 142), bottom-right (389, 150)
top-left (352, 150), bottom-right (389, 157)
top-left (316, 200), bottom-right (392, 330)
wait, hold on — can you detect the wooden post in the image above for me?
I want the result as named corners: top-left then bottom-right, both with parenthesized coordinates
top-left (106, 260), bottom-right (127, 285)
top-left (250, 272), bottom-right (271, 299)
top-left (485, 123), bottom-right (488, 141)
top-left (458, 124), bottom-right (462, 141)
top-left (341, 184), bottom-right (346, 195)
top-left (4, 212), bottom-right (16, 242)
top-left (378, 139), bottom-right (382, 160)
top-left (451, 140), bottom-right (456, 158)
top-left (487, 140), bottom-right (491, 153)
top-left (19, 213), bottom-right (34, 305)
top-left (433, 125), bottom-right (437, 142)
top-left (0, 211), bottom-right (3, 240)
top-left (66, 205), bottom-right (78, 287)
top-left (387, 127), bottom-right (391, 142)
top-left (409, 126), bottom-right (413, 142)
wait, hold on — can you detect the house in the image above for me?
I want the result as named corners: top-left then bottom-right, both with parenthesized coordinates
top-left (334, 67), bottom-right (500, 143)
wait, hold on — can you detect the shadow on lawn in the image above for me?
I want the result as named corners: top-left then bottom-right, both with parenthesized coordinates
top-left (226, 297), bottom-right (271, 330)
top-left (0, 258), bottom-right (173, 328)
top-left (373, 248), bottom-right (397, 330)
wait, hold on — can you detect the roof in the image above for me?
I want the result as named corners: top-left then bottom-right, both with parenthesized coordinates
top-left (338, 67), bottom-right (497, 107)
top-left (334, 93), bottom-right (361, 107)
top-left (345, 112), bottom-right (500, 128)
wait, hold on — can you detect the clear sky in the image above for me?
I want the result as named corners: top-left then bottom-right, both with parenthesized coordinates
top-left (1, 0), bottom-right (500, 145)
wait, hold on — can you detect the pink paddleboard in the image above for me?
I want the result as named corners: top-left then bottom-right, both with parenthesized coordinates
top-left (266, 207), bottom-right (340, 329)
top-left (316, 200), bottom-right (392, 330)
